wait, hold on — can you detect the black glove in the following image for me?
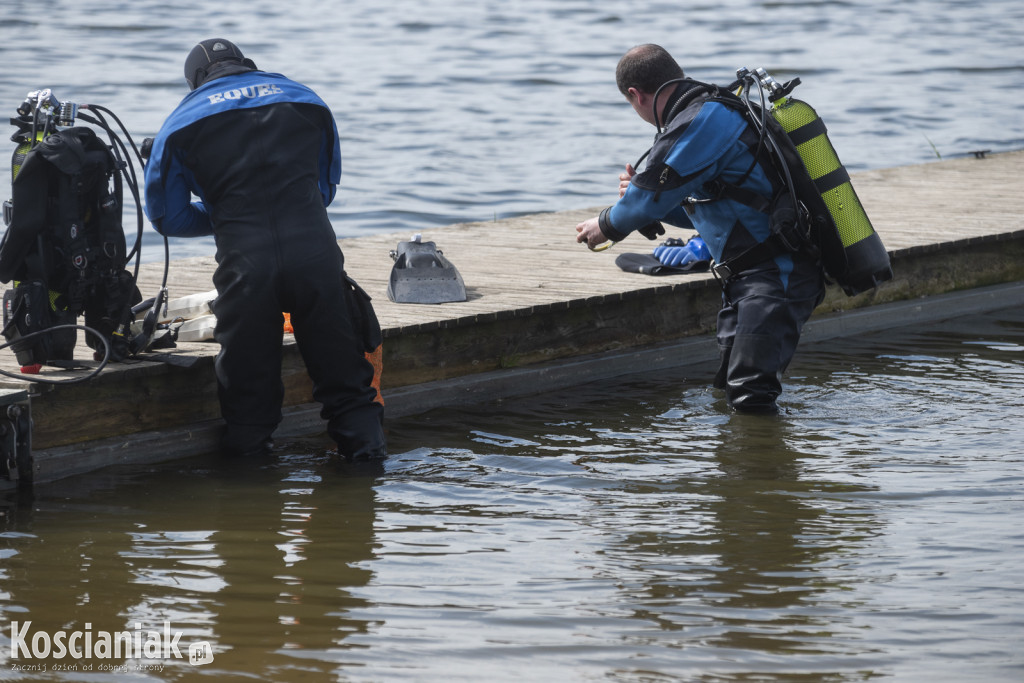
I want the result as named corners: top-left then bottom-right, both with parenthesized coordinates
top-left (638, 221), bottom-right (666, 240)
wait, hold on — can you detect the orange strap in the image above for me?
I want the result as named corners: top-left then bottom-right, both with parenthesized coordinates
top-left (284, 313), bottom-right (384, 406)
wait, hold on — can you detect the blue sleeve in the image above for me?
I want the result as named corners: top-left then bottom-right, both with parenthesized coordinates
top-left (606, 103), bottom-right (748, 238)
top-left (604, 164), bottom-right (714, 238)
top-left (143, 144), bottom-right (214, 237)
top-left (663, 204), bottom-right (695, 229)
top-left (161, 198), bottom-right (214, 238)
top-left (319, 122), bottom-right (341, 206)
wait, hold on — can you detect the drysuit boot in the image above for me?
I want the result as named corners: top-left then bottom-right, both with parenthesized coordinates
top-left (329, 406), bottom-right (386, 461)
top-left (715, 333), bottom-right (783, 414)
top-left (220, 423), bottom-right (276, 459)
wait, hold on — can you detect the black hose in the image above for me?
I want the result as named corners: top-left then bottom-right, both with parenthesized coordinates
top-left (78, 102), bottom-right (173, 353)
top-left (633, 78), bottom-right (711, 172)
top-left (738, 75), bottom-right (801, 213)
top-left (0, 324), bottom-right (110, 385)
top-left (85, 104), bottom-right (173, 294)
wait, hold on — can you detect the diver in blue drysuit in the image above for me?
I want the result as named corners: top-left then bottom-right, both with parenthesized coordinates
top-left (576, 44), bottom-right (824, 413)
top-left (144, 38), bottom-right (386, 458)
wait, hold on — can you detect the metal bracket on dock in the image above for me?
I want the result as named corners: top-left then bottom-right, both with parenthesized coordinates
top-left (0, 389), bottom-right (32, 490)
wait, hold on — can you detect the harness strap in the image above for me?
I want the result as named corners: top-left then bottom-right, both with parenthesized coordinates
top-left (704, 179), bottom-right (772, 213)
top-left (712, 232), bottom-right (792, 281)
top-left (688, 105), bottom-right (783, 215)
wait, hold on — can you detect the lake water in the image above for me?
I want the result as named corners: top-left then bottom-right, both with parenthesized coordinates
top-left (1, 1), bottom-right (1023, 680)
top-left (1, 0), bottom-right (1022, 261)
top-left (1, 308), bottom-right (1023, 681)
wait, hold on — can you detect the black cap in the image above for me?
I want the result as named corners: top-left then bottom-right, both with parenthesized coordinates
top-left (184, 38), bottom-right (257, 90)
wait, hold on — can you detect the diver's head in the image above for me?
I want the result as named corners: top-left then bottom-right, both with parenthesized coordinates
top-left (184, 38), bottom-right (258, 91)
top-left (616, 44), bottom-right (685, 126)
top-left (615, 44), bottom-right (684, 99)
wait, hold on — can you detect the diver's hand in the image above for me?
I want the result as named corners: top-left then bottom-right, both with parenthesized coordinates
top-left (576, 217), bottom-right (608, 249)
top-left (618, 163), bottom-right (636, 198)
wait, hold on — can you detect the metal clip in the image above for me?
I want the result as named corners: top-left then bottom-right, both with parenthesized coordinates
top-left (712, 262), bottom-right (734, 281)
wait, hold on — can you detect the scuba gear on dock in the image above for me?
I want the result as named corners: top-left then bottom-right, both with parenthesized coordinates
top-left (0, 88), bottom-right (159, 378)
top-left (387, 234), bottom-right (467, 304)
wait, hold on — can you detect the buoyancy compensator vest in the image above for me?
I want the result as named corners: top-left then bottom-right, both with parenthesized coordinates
top-left (0, 124), bottom-right (139, 367)
top-left (656, 69), bottom-right (893, 295)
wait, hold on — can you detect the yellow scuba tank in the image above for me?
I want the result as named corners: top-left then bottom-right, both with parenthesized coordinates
top-left (4, 130), bottom-right (42, 224)
top-left (12, 137), bottom-right (35, 180)
top-left (752, 68), bottom-right (893, 296)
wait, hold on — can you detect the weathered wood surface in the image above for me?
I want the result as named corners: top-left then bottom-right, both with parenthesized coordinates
top-left (2, 150), bottom-right (1023, 452)
top-left (117, 150), bottom-right (1024, 331)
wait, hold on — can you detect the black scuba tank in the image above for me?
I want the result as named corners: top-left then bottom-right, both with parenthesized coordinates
top-left (1, 129), bottom-right (77, 368)
top-left (0, 125), bottom-right (137, 366)
top-left (752, 68), bottom-right (893, 296)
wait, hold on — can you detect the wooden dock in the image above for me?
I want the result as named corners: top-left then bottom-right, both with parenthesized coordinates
top-left (3, 150), bottom-right (1024, 485)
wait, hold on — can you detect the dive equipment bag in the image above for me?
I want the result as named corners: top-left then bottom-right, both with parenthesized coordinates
top-left (0, 95), bottom-right (139, 368)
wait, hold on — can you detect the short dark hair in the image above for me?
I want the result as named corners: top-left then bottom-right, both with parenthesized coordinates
top-left (615, 44), bottom-right (685, 98)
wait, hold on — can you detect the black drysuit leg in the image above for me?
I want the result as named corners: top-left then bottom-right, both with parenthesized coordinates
top-left (212, 248), bottom-right (286, 454)
top-left (289, 270), bottom-right (385, 461)
top-left (212, 244), bottom-right (385, 459)
top-left (714, 257), bottom-right (823, 412)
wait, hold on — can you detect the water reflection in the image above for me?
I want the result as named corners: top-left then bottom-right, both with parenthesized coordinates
top-left (575, 408), bottom-right (880, 677)
top-left (1, 451), bottom-right (382, 681)
top-left (702, 416), bottom-right (875, 657)
top-left (355, 386), bottom-right (884, 679)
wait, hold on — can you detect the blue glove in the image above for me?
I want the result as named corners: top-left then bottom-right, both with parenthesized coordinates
top-left (687, 236), bottom-right (711, 261)
top-left (653, 236), bottom-right (710, 267)
top-left (653, 245), bottom-right (697, 266)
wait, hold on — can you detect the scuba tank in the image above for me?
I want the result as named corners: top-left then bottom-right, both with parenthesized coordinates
top-left (2, 124), bottom-right (77, 369)
top-left (743, 67), bottom-right (893, 295)
top-left (11, 132), bottom-right (40, 181)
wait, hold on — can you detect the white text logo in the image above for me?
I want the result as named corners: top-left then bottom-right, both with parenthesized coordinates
top-left (207, 83), bottom-right (284, 104)
top-left (8, 621), bottom-right (213, 667)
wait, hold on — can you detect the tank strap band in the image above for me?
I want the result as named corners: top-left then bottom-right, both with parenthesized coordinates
top-left (787, 117), bottom-right (828, 147)
top-left (812, 165), bottom-right (851, 194)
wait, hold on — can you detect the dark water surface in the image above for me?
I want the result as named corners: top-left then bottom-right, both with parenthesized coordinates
top-left (1, 0), bottom-right (1022, 261)
top-left (2, 308), bottom-right (1023, 681)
